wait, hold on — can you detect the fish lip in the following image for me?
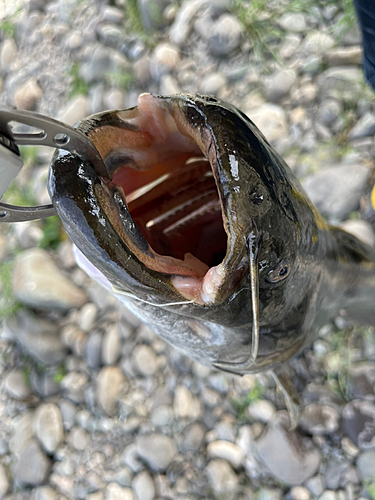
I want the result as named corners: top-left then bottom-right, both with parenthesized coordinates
top-left (76, 93), bottom-right (251, 306)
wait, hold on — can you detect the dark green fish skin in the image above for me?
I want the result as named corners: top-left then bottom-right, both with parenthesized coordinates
top-left (48, 94), bottom-right (375, 375)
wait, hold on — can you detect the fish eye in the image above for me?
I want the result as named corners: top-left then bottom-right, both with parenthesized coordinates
top-left (266, 258), bottom-right (290, 283)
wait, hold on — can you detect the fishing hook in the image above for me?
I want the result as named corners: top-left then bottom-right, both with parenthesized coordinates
top-left (213, 230), bottom-right (260, 374)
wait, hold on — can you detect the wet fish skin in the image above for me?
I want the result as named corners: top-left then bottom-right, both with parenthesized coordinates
top-left (48, 94), bottom-right (375, 375)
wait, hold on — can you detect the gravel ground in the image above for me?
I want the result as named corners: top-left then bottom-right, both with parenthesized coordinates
top-left (1, 0), bottom-right (375, 499)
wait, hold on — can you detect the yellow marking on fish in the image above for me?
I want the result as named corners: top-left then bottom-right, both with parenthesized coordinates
top-left (371, 184), bottom-right (375, 212)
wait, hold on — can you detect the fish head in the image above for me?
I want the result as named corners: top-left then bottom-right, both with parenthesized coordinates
top-left (48, 93), bottom-right (325, 373)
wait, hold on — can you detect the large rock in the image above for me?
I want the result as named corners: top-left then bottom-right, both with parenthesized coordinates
top-left (317, 67), bottom-right (364, 102)
top-left (4, 311), bottom-right (66, 365)
top-left (13, 248), bottom-right (87, 311)
top-left (34, 404), bottom-right (64, 454)
top-left (255, 412), bottom-right (321, 484)
top-left (302, 164), bottom-right (370, 220)
top-left (13, 440), bottom-right (51, 486)
top-left (136, 434), bottom-right (176, 472)
top-left (205, 459), bottom-right (239, 499)
top-left (343, 400), bottom-right (375, 449)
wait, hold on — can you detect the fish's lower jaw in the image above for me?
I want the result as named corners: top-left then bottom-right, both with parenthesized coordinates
top-left (172, 264), bottom-right (225, 305)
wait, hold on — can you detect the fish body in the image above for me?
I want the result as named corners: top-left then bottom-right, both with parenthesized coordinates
top-left (48, 93), bottom-right (375, 376)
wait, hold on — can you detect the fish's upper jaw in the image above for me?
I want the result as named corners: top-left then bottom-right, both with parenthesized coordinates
top-left (69, 93), bottom-right (249, 306)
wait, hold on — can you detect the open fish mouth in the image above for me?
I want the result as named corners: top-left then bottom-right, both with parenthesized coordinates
top-left (82, 93), bottom-right (245, 305)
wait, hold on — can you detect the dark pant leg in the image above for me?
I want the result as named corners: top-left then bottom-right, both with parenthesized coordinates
top-left (354, 0), bottom-right (375, 90)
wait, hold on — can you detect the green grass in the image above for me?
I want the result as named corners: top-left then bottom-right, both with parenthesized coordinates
top-left (0, 262), bottom-right (21, 321)
top-left (365, 478), bottom-right (375, 500)
top-left (106, 71), bottom-right (135, 90)
top-left (38, 216), bottom-right (64, 250)
top-left (231, 382), bottom-right (265, 420)
top-left (53, 364), bottom-right (66, 384)
top-left (69, 63), bottom-right (90, 98)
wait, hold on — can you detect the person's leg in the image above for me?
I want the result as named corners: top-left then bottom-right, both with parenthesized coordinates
top-left (354, 0), bottom-right (375, 90)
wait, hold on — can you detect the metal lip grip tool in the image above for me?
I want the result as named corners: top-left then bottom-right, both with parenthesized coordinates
top-left (0, 108), bottom-right (105, 223)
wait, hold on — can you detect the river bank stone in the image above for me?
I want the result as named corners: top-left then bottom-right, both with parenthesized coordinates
top-left (13, 248), bottom-right (87, 311)
top-left (255, 412), bottom-right (321, 484)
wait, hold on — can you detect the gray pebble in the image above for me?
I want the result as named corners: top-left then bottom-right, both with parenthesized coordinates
top-left (317, 99), bottom-right (342, 128)
top-left (257, 488), bottom-right (282, 500)
top-left (305, 475), bottom-right (325, 497)
top-left (79, 44), bottom-right (129, 84)
top-left (61, 371), bottom-right (89, 403)
top-left (103, 88), bottom-right (125, 110)
top-left (301, 32), bottom-right (335, 55)
top-left (170, 0), bottom-right (206, 45)
top-left (302, 164), bottom-right (370, 220)
top-left (278, 12), bottom-right (306, 32)
top-left (299, 404), bottom-right (340, 434)
top-left (208, 14), bottom-right (243, 55)
top-left (102, 324), bottom-right (121, 365)
top-left (97, 366), bottom-right (126, 416)
top-left (78, 303), bottom-right (97, 331)
top-left (13, 248), bottom-right (87, 311)
top-left (13, 440), bottom-right (51, 486)
top-left (9, 412), bottom-right (35, 455)
top-left (323, 46), bottom-right (362, 66)
top-left (122, 444), bottom-right (144, 473)
top-left (138, 0), bottom-right (171, 30)
top-left (348, 112), bottom-right (375, 140)
top-left (105, 482), bottom-right (134, 500)
top-left (69, 426), bottom-right (89, 450)
top-left (132, 471), bottom-right (155, 500)
top-left (199, 72), bottom-right (226, 95)
top-left (290, 486), bottom-right (311, 500)
top-left (317, 67), bottom-right (364, 102)
top-left (265, 69), bottom-right (296, 102)
top-left (205, 459), bottom-right (239, 499)
top-left (5, 369), bottom-right (31, 399)
top-left (101, 5), bottom-right (124, 24)
top-left (136, 434), bottom-right (176, 472)
top-left (343, 400), bottom-right (375, 449)
top-left (31, 486), bottom-right (58, 500)
top-left (246, 104), bottom-right (289, 144)
top-left (280, 34), bottom-right (301, 58)
top-left (182, 422), bottom-right (205, 452)
top-left (59, 399), bottom-right (77, 430)
top-left (247, 400), bottom-right (276, 423)
top-left (0, 38), bottom-right (18, 72)
top-left (0, 464), bottom-right (9, 499)
top-left (151, 42), bottom-right (180, 79)
top-left (115, 467), bottom-right (133, 487)
top-left (318, 492), bottom-right (338, 500)
top-left (173, 385), bottom-right (202, 419)
top-left (255, 412), bottom-right (321, 484)
top-left (207, 440), bottom-right (244, 469)
top-left (357, 450), bottom-right (375, 481)
top-left (133, 345), bottom-right (158, 376)
top-left (159, 74), bottom-right (180, 94)
top-left (13, 78), bottom-right (43, 110)
top-left (34, 403), bottom-right (64, 454)
top-left (85, 331), bottom-right (103, 369)
top-left (4, 311), bottom-right (66, 365)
